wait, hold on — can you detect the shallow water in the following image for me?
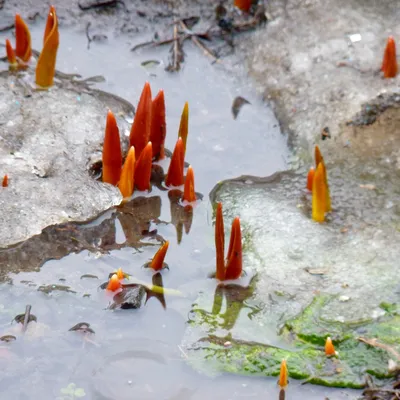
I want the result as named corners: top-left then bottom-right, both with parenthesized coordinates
top-left (0, 25), bottom-right (361, 399)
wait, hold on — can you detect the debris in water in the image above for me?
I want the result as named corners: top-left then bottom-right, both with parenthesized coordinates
top-left (214, 202), bottom-right (243, 281)
top-left (78, 0), bottom-right (127, 12)
top-left (2, 174), bottom-right (8, 187)
top-left (165, 23), bottom-right (185, 72)
top-left (182, 165), bottom-right (197, 203)
top-left (36, 6), bottom-right (59, 88)
top-left (165, 138), bottom-right (185, 187)
top-left (69, 322), bottom-right (95, 334)
top-left (14, 305), bottom-right (37, 331)
top-left (321, 126), bottom-right (331, 140)
top-left (325, 336), bottom-right (337, 357)
top-left (141, 59), bottom-right (161, 68)
top-left (381, 36), bottom-right (398, 79)
top-left (0, 335), bottom-right (16, 342)
top-left (80, 274), bottom-right (99, 279)
top-left (145, 241), bottom-right (169, 271)
top-left (231, 96), bottom-right (250, 119)
top-left (278, 359), bottom-right (288, 389)
top-left (118, 146), bottom-right (135, 198)
top-left (129, 82), bottom-right (152, 158)
top-left (109, 284), bottom-right (146, 310)
top-left (102, 110), bottom-right (122, 186)
top-left (134, 142), bottom-right (153, 191)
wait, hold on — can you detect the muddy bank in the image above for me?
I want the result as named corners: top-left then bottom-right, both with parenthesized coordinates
top-left (0, 72), bottom-right (134, 246)
top-left (240, 0), bottom-right (400, 154)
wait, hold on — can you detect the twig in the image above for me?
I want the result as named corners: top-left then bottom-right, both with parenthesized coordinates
top-left (22, 305), bottom-right (32, 332)
top-left (358, 337), bottom-right (400, 362)
top-left (165, 23), bottom-right (184, 72)
top-left (179, 20), bottom-right (220, 64)
top-left (0, 23), bottom-right (15, 32)
top-left (85, 22), bottom-right (92, 50)
top-left (78, 0), bottom-right (127, 12)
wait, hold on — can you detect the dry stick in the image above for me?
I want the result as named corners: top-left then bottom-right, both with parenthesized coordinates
top-left (358, 337), bottom-right (400, 362)
top-left (179, 20), bottom-right (220, 64)
top-left (86, 22), bottom-right (92, 50)
top-left (171, 23), bottom-right (181, 71)
top-left (22, 305), bottom-right (32, 332)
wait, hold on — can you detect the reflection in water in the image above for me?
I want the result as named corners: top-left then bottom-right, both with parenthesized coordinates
top-left (211, 275), bottom-right (258, 330)
top-left (0, 195), bottom-right (166, 281)
top-left (191, 275), bottom-right (259, 332)
top-left (168, 189), bottom-right (194, 244)
top-left (116, 195), bottom-right (163, 247)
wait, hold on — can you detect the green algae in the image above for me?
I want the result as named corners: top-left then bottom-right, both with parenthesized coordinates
top-left (186, 293), bottom-right (400, 388)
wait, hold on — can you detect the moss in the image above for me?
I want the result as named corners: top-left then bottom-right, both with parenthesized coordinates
top-left (187, 293), bottom-right (400, 388)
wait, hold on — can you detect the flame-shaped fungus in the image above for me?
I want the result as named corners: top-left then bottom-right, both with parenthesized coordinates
top-left (35, 6), bottom-right (59, 87)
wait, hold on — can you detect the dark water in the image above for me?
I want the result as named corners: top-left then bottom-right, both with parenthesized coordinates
top-left (0, 25), bottom-right (359, 400)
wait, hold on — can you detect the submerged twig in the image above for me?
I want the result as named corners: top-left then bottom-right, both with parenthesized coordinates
top-left (232, 96), bottom-right (250, 119)
top-left (22, 304), bottom-right (31, 332)
top-left (179, 20), bottom-right (220, 64)
top-left (85, 22), bottom-right (92, 50)
top-left (78, 0), bottom-right (127, 12)
top-left (165, 23), bottom-right (184, 72)
top-left (0, 23), bottom-right (14, 32)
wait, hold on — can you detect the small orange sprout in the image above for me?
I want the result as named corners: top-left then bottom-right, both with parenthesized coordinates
top-left (115, 268), bottom-right (125, 280)
top-left (381, 36), bottom-right (398, 79)
top-left (325, 337), bottom-right (337, 356)
top-left (35, 6), bottom-right (59, 88)
top-left (315, 145), bottom-right (323, 169)
top-left (224, 217), bottom-right (243, 280)
top-left (234, 0), bottom-right (252, 12)
top-left (320, 160), bottom-right (331, 212)
top-left (214, 203), bottom-right (243, 281)
top-left (313, 145), bottom-right (331, 212)
top-left (278, 359), bottom-right (288, 389)
top-left (106, 274), bottom-right (122, 292)
top-left (149, 241), bottom-right (169, 271)
top-left (118, 146), bottom-right (136, 198)
top-left (182, 165), bottom-right (197, 203)
top-left (134, 141), bottom-right (153, 191)
top-left (215, 202), bottom-right (226, 281)
top-left (102, 110), bottom-right (122, 186)
top-left (129, 82), bottom-right (152, 159)
top-left (2, 175), bottom-right (8, 187)
top-left (5, 39), bottom-right (17, 67)
top-left (306, 167), bottom-right (315, 191)
top-left (312, 162), bottom-right (326, 223)
top-left (150, 90), bottom-right (166, 160)
top-left (178, 102), bottom-right (189, 155)
top-left (15, 14), bottom-right (31, 63)
top-left (165, 137), bottom-right (185, 187)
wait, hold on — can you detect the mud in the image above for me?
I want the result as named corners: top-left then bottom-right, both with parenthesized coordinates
top-left (240, 0), bottom-right (400, 156)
